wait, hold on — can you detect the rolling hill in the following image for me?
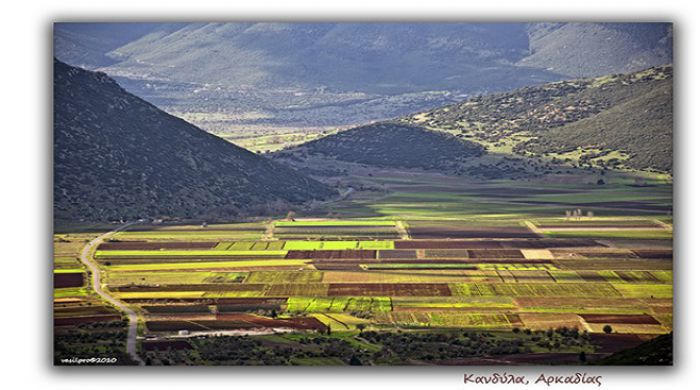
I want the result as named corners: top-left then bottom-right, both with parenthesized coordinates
top-left (274, 123), bottom-right (484, 170)
top-left (54, 59), bottom-right (335, 222)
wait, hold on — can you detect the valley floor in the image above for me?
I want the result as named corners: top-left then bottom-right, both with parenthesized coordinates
top-left (53, 171), bottom-right (673, 366)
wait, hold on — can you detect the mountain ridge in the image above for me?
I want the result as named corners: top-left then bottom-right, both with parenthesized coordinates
top-left (54, 59), bottom-right (335, 222)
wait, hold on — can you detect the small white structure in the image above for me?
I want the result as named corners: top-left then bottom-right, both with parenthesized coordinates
top-left (178, 330), bottom-right (190, 336)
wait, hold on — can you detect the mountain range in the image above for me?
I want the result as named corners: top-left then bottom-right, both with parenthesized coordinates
top-left (54, 22), bottom-right (673, 131)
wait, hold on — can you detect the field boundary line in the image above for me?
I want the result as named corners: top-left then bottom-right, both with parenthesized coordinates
top-left (523, 220), bottom-right (545, 237)
top-left (653, 219), bottom-right (674, 232)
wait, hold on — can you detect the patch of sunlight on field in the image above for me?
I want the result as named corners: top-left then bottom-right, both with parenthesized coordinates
top-left (286, 297), bottom-right (392, 313)
top-left (612, 284), bottom-right (673, 299)
top-left (54, 287), bottom-right (88, 298)
top-left (106, 271), bottom-right (247, 285)
top-left (521, 249), bottom-right (554, 259)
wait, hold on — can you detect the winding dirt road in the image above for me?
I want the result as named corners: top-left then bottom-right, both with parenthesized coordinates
top-left (78, 222), bottom-right (145, 366)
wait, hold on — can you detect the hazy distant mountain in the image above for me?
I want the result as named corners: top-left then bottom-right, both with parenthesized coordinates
top-left (53, 23), bottom-right (185, 68)
top-left (519, 23), bottom-right (672, 78)
top-left (54, 59), bottom-right (335, 222)
top-left (54, 22), bottom-right (673, 131)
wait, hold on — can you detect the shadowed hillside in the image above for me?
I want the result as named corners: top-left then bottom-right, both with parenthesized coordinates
top-left (274, 123), bottom-right (484, 170)
top-left (54, 59), bottom-right (335, 222)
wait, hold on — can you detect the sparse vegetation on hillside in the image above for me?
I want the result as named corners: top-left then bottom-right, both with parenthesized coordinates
top-left (404, 65), bottom-right (672, 173)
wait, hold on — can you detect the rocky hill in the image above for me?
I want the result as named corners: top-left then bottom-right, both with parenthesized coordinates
top-left (54, 59), bottom-right (335, 222)
top-left (405, 65), bottom-right (673, 173)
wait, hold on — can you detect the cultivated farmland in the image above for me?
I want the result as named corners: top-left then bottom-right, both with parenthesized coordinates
top-left (55, 173), bottom-right (673, 365)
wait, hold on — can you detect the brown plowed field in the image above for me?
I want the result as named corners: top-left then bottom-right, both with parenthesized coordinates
top-left (378, 250), bottom-right (418, 259)
top-left (54, 272), bottom-right (84, 288)
top-left (580, 314), bottom-right (661, 325)
top-left (146, 314), bottom-right (327, 332)
top-left (54, 315), bottom-right (122, 326)
top-left (633, 250), bottom-right (673, 259)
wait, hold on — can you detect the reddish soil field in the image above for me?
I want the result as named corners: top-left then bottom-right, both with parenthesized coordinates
top-left (501, 239), bottom-right (603, 249)
top-left (394, 239), bottom-right (602, 250)
top-left (395, 241), bottom-right (503, 249)
top-left (368, 264), bottom-right (478, 270)
top-left (285, 250), bottom-right (376, 260)
top-left (580, 314), bottom-right (661, 325)
top-left (633, 250), bottom-right (673, 259)
top-left (424, 249), bottom-right (470, 258)
top-left (378, 250), bottom-right (418, 259)
top-left (98, 241), bottom-right (217, 250)
top-left (378, 259), bottom-right (551, 264)
top-left (54, 272), bottom-right (84, 288)
top-left (146, 315), bottom-right (327, 332)
top-left (142, 340), bottom-right (193, 351)
top-left (54, 315), bottom-right (122, 326)
top-left (142, 305), bottom-right (212, 313)
top-left (327, 283), bottom-right (451, 296)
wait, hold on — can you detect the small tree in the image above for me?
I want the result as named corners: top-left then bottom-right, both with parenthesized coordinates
top-left (357, 324), bottom-right (366, 335)
top-left (603, 325), bottom-right (613, 334)
top-left (579, 351), bottom-right (587, 363)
